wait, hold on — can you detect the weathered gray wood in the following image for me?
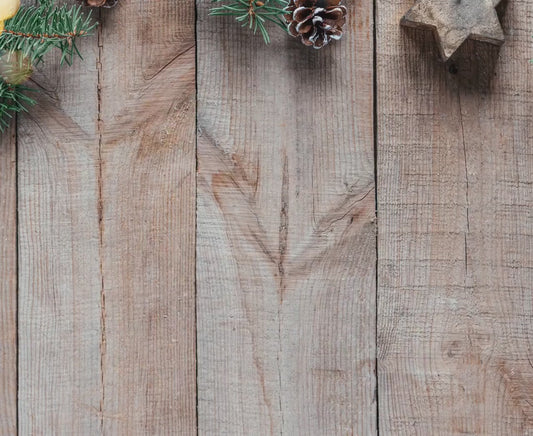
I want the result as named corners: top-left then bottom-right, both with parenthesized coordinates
top-left (378, 0), bottom-right (533, 434)
top-left (17, 32), bottom-right (103, 434)
top-left (197, 1), bottom-right (376, 434)
top-left (0, 124), bottom-right (17, 436)
top-left (99, 1), bottom-right (197, 433)
top-left (401, 0), bottom-right (505, 60)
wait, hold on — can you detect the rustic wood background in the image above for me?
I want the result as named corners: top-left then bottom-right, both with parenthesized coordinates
top-left (0, 0), bottom-right (531, 434)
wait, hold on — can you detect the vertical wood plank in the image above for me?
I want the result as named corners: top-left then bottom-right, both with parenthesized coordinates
top-left (0, 124), bottom-right (17, 436)
top-left (99, 1), bottom-right (197, 433)
top-left (377, 1), bottom-right (533, 434)
top-left (197, 1), bottom-right (376, 434)
top-left (17, 27), bottom-right (103, 435)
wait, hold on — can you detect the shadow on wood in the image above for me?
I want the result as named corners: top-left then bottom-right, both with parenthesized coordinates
top-left (401, 27), bottom-right (502, 92)
top-left (400, 0), bottom-right (508, 91)
top-left (446, 39), bottom-right (501, 91)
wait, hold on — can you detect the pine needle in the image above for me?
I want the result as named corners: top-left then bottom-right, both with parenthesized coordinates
top-left (0, 81), bottom-right (35, 129)
top-left (210, 0), bottom-right (288, 44)
top-left (0, 0), bottom-right (95, 131)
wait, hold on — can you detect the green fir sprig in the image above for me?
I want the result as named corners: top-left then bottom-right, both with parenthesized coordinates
top-left (0, 80), bottom-right (34, 129)
top-left (210, 0), bottom-right (288, 44)
top-left (0, 0), bottom-right (95, 131)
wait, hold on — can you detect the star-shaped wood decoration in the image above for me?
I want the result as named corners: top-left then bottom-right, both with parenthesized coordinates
top-left (401, 0), bottom-right (505, 61)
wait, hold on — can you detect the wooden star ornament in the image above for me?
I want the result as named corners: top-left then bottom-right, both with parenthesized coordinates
top-left (401, 0), bottom-right (505, 61)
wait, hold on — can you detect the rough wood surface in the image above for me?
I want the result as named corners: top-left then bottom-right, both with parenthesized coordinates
top-left (0, 124), bottom-right (17, 436)
top-left (401, 0), bottom-right (505, 60)
top-left (377, 0), bottom-right (533, 434)
top-left (98, 1), bottom-right (197, 433)
top-left (17, 34), bottom-right (103, 434)
top-left (8, 0), bottom-right (533, 433)
top-left (196, 1), bottom-right (376, 434)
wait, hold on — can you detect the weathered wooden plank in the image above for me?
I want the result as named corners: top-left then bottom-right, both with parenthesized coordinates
top-left (0, 124), bottom-right (17, 436)
top-left (377, 0), bottom-right (533, 434)
top-left (17, 31), bottom-right (103, 435)
top-left (197, 1), bottom-right (376, 434)
top-left (99, 1), bottom-right (197, 433)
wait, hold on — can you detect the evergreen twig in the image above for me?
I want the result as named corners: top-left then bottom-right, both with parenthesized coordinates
top-left (0, 81), bottom-right (34, 130)
top-left (1, 3), bottom-right (96, 65)
top-left (0, 0), bottom-right (95, 131)
top-left (210, 0), bottom-right (288, 44)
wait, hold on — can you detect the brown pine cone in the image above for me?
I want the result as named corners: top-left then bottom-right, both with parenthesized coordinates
top-left (78, 0), bottom-right (117, 7)
top-left (285, 0), bottom-right (347, 49)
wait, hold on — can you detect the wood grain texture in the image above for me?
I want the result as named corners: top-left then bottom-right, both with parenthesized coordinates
top-left (0, 124), bottom-right (17, 436)
top-left (99, 0), bottom-right (197, 433)
top-left (377, 0), bottom-right (533, 434)
top-left (17, 29), bottom-right (103, 435)
top-left (197, 1), bottom-right (376, 434)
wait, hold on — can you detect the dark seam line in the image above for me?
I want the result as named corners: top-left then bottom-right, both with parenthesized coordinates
top-left (15, 113), bottom-right (20, 436)
top-left (194, 0), bottom-right (199, 434)
top-left (372, 0), bottom-right (380, 435)
top-left (96, 8), bottom-right (106, 435)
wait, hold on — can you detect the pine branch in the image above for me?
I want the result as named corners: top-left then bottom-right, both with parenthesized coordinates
top-left (0, 2), bottom-right (96, 65)
top-left (0, 81), bottom-right (35, 129)
top-left (0, 1), bottom-right (96, 131)
top-left (210, 0), bottom-right (288, 44)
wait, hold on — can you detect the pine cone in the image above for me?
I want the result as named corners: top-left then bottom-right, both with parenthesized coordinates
top-left (78, 0), bottom-right (117, 7)
top-left (285, 0), bottom-right (346, 49)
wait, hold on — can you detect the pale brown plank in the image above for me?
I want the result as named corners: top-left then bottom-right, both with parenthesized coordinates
top-left (197, 1), bottom-right (376, 433)
top-left (99, 1), bottom-right (197, 433)
top-left (0, 124), bottom-right (17, 436)
top-left (377, 0), bottom-right (533, 434)
top-left (17, 31), bottom-right (103, 434)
